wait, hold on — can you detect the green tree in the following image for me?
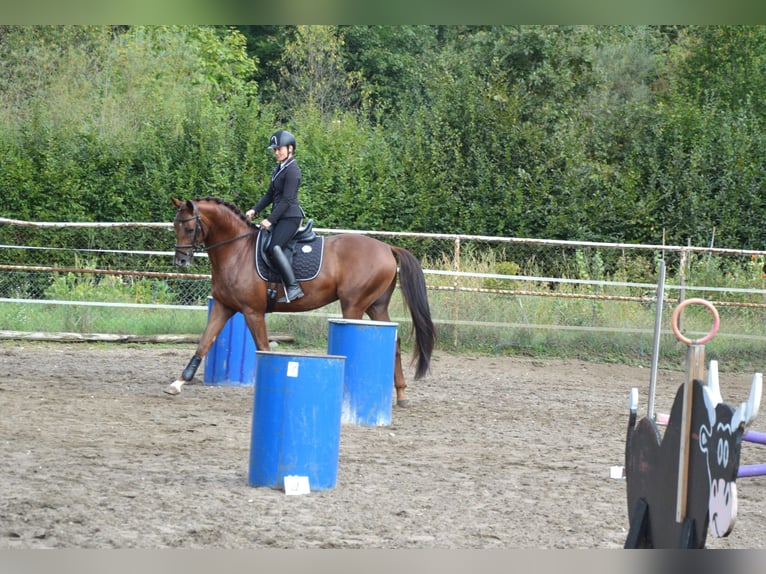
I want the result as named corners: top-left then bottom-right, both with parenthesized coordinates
top-left (671, 26), bottom-right (766, 118)
top-left (340, 25), bottom-right (438, 118)
top-left (0, 25), bottom-right (263, 222)
top-left (276, 25), bottom-right (359, 121)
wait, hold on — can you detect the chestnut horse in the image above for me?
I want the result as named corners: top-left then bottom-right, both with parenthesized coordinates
top-left (164, 197), bottom-right (435, 405)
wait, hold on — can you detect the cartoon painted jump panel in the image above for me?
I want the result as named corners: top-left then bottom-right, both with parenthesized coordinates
top-left (625, 363), bottom-right (761, 548)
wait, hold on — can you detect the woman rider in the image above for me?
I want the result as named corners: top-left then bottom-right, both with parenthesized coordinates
top-left (245, 130), bottom-right (305, 303)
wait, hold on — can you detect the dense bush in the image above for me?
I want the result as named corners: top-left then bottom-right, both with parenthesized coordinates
top-left (1, 25), bottom-right (765, 255)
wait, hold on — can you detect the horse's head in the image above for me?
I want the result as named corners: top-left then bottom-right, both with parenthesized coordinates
top-left (171, 198), bottom-right (206, 267)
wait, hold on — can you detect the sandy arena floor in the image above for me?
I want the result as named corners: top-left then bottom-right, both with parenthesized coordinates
top-left (1, 342), bottom-right (765, 549)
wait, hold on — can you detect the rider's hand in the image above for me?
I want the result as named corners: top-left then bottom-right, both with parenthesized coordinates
top-left (245, 209), bottom-right (255, 220)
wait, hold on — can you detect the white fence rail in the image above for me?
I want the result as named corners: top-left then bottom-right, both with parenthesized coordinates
top-left (2, 216), bottom-right (766, 347)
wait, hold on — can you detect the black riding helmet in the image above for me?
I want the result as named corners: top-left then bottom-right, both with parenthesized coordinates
top-left (267, 130), bottom-right (296, 152)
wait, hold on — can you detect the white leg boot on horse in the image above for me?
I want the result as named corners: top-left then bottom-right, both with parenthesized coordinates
top-left (164, 354), bottom-right (202, 395)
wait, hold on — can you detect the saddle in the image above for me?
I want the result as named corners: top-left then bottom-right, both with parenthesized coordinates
top-left (255, 219), bottom-right (324, 283)
top-left (259, 219), bottom-right (316, 264)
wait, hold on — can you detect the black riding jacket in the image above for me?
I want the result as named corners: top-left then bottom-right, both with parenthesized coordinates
top-left (251, 158), bottom-right (304, 224)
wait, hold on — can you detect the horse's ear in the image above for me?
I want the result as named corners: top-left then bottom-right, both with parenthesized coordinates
top-left (171, 198), bottom-right (183, 209)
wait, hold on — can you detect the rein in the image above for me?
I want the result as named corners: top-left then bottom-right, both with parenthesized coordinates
top-left (204, 230), bottom-right (258, 252)
top-left (174, 200), bottom-right (257, 257)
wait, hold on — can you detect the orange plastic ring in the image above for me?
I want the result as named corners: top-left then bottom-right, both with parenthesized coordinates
top-left (670, 298), bottom-right (720, 345)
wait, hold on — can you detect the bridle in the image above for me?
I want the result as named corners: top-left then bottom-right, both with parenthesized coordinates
top-left (173, 201), bottom-right (207, 259)
top-left (174, 200), bottom-right (257, 259)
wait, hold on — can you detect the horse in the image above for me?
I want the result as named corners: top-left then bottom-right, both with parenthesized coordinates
top-left (164, 196), bottom-right (436, 406)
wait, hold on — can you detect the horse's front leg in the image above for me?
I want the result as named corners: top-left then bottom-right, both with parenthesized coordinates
top-left (164, 300), bottom-right (235, 395)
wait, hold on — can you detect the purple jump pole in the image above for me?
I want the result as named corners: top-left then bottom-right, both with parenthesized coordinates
top-left (743, 429), bottom-right (766, 446)
top-left (738, 463), bottom-right (766, 478)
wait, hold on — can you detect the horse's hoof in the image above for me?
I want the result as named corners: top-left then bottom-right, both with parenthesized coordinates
top-left (396, 399), bottom-right (411, 408)
top-left (163, 384), bottom-right (180, 396)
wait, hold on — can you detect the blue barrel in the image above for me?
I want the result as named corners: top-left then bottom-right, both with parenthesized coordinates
top-left (249, 351), bottom-right (345, 490)
top-left (203, 297), bottom-right (256, 386)
top-left (327, 318), bottom-right (398, 426)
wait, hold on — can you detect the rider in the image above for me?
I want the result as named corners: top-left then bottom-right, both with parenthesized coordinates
top-left (245, 130), bottom-right (305, 303)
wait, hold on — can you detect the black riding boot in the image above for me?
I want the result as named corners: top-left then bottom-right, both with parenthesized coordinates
top-left (270, 245), bottom-right (304, 303)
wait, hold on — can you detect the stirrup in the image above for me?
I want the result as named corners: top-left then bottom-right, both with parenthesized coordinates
top-left (278, 286), bottom-right (304, 303)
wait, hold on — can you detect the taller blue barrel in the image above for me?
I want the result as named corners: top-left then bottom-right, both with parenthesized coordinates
top-left (249, 351), bottom-right (345, 490)
top-left (203, 297), bottom-right (256, 386)
top-left (327, 318), bottom-right (398, 426)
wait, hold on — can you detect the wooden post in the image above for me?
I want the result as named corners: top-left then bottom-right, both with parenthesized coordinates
top-left (453, 237), bottom-right (460, 348)
top-left (677, 247), bottom-right (688, 332)
top-left (676, 343), bottom-right (705, 523)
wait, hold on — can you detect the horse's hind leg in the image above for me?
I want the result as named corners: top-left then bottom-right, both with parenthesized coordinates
top-left (391, 333), bottom-right (409, 407)
top-left (242, 310), bottom-right (271, 351)
top-left (365, 303), bottom-right (410, 408)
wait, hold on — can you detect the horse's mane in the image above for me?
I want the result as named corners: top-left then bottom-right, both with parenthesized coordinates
top-left (194, 196), bottom-right (258, 229)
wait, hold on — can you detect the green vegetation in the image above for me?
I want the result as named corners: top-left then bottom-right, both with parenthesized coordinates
top-left (1, 26), bottom-right (766, 251)
top-left (2, 25), bottom-right (766, 371)
top-left (1, 249), bottom-right (765, 372)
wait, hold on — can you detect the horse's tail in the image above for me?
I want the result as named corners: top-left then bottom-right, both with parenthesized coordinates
top-left (391, 246), bottom-right (436, 379)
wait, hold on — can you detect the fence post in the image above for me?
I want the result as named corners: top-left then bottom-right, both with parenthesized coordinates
top-left (678, 246), bottom-right (688, 333)
top-left (453, 236), bottom-right (460, 348)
